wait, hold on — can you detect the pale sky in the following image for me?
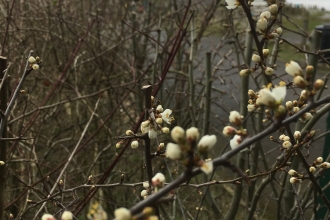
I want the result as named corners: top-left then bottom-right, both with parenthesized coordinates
top-left (285, 0), bottom-right (330, 10)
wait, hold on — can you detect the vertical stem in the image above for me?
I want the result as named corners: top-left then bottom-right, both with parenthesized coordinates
top-left (241, 29), bottom-right (253, 121)
top-left (201, 52), bottom-right (221, 217)
top-left (224, 150), bottom-right (246, 220)
top-left (0, 56), bottom-right (7, 220)
top-left (142, 85), bottom-right (153, 184)
top-left (226, 29), bottom-right (252, 220)
top-left (202, 52), bottom-right (212, 136)
top-left (283, 122), bottom-right (302, 216)
top-left (188, 14), bottom-right (196, 126)
top-left (308, 29), bottom-right (322, 82)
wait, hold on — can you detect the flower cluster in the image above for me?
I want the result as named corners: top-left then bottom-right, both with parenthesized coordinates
top-left (28, 56), bottom-right (42, 70)
top-left (284, 61), bottom-right (325, 122)
top-left (114, 206), bottom-right (158, 220)
top-left (223, 111), bottom-right (246, 150)
top-left (256, 5), bottom-right (280, 37)
top-left (116, 97), bottom-right (174, 149)
top-left (247, 84), bottom-right (287, 120)
top-left (165, 126), bottom-right (216, 174)
top-left (140, 98), bottom-right (174, 139)
top-left (310, 157), bottom-right (330, 170)
top-left (289, 157), bottom-right (330, 184)
top-left (41, 211), bottom-right (73, 220)
top-left (278, 134), bottom-right (292, 149)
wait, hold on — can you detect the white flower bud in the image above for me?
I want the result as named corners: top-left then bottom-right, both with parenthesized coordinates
top-left (230, 135), bottom-right (242, 150)
top-left (285, 61), bottom-right (302, 76)
top-left (279, 134), bottom-right (286, 141)
top-left (248, 90), bottom-right (255, 97)
top-left (294, 76), bottom-right (308, 88)
top-left (286, 101), bottom-right (293, 110)
top-left (247, 104), bottom-right (256, 112)
top-left (302, 112), bottom-right (313, 121)
top-left (161, 127), bottom-right (169, 134)
top-left (316, 157), bottom-right (323, 163)
top-left (42, 214), bottom-right (55, 220)
top-left (239, 69), bottom-right (251, 76)
top-left (294, 131), bottom-right (301, 140)
top-left (0, 161), bottom-right (4, 166)
top-left (114, 207), bottom-right (131, 220)
top-left (156, 118), bottom-right (163, 124)
top-left (197, 135), bottom-right (217, 153)
top-left (223, 126), bottom-right (237, 136)
top-left (283, 136), bottom-right (290, 141)
top-left (282, 141), bottom-right (292, 149)
top-left (116, 142), bottom-right (122, 148)
top-left (263, 49), bottom-right (269, 57)
top-left (143, 181), bottom-right (149, 188)
top-left (28, 56), bottom-right (36, 63)
top-left (288, 169), bottom-right (299, 176)
top-left (61, 211), bottom-right (73, 220)
top-left (229, 111), bottom-right (242, 126)
top-left (314, 79), bottom-right (325, 91)
top-left (265, 67), bottom-right (274, 75)
top-left (256, 18), bottom-right (268, 32)
top-left (131, 140), bottom-right (139, 149)
top-left (309, 166), bottom-right (316, 173)
top-left (171, 126), bottom-right (185, 143)
top-left (141, 190), bottom-right (148, 197)
top-left (186, 127), bottom-right (200, 142)
top-left (125, 130), bottom-right (134, 135)
top-left (32, 64), bottom-right (39, 70)
top-left (293, 107), bottom-right (300, 113)
top-left (320, 162), bottom-right (330, 169)
top-left (275, 27), bottom-right (282, 35)
top-left (166, 143), bottom-right (182, 160)
top-left (269, 4), bottom-right (278, 15)
top-left (260, 11), bottom-right (271, 20)
top-left (300, 90), bottom-right (308, 100)
top-left (252, 54), bottom-right (261, 63)
top-left (152, 173), bottom-right (165, 186)
top-left (290, 177), bottom-right (302, 184)
top-left (156, 105), bottom-right (163, 113)
top-left (158, 143), bottom-right (165, 149)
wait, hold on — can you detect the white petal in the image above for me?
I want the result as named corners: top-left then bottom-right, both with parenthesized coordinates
top-left (166, 143), bottom-right (182, 160)
top-left (148, 129), bottom-right (157, 139)
top-left (230, 135), bottom-right (242, 150)
top-left (114, 208), bottom-right (131, 220)
top-left (200, 161), bottom-right (213, 174)
top-left (257, 89), bottom-right (275, 106)
top-left (197, 135), bottom-right (217, 151)
top-left (141, 125), bottom-right (150, 133)
top-left (161, 109), bottom-right (172, 124)
top-left (260, 11), bottom-right (271, 20)
top-left (272, 86), bottom-right (286, 103)
top-left (285, 61), bottom-right (302, 76)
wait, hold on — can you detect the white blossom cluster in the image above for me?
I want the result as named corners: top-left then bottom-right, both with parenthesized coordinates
top-left (41, 211), bottom-right (73, 220)
top-left (28, 56), bottom-right (41, 70)
top-left (165, 126), bottom-right (216, 175)
top-left (289, 157), bottom-right (330, 184)
top-left (223, 111), bottom-right (246, 150)
top-left (116, 97), bottom-right (174, 149)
